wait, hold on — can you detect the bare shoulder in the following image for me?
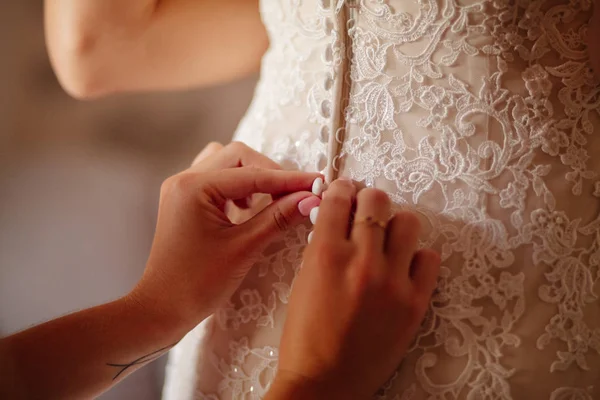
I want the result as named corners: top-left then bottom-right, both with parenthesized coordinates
top-left (45, 0), bottom-right (267, 99)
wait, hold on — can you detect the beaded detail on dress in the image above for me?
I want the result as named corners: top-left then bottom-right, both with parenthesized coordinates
top-left (162, 1), bottom-right (600, 399)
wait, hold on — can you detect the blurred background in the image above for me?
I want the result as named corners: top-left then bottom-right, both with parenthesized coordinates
top-left (0, 2), bottom-right (256, 398)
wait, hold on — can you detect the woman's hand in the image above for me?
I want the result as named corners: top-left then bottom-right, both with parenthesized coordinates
top-left (130, 141), bottom-right (321, 333)
top-left (268, 179), bottom-right (440, 399)
top-left (1, 141), bottom-right (322, 400)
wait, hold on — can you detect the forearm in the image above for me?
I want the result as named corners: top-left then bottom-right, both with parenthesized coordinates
top-left (45, 0), bottom-right (267, 98)
top-left (0, 295), bottom-right (190, 400)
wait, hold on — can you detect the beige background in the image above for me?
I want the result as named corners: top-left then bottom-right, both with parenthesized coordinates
top-left (0, 1), bottom-right (257, 398)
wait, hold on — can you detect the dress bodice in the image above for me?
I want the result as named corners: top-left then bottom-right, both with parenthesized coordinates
top-left (163, 1), bottom-right (600, 399)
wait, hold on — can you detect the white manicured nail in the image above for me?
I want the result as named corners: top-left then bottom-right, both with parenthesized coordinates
top-left (312, 177), bottom-right (324, 196)
top-left (308, 231), bottom-right (314, 243)
top-left (309, 206), bottom-right (319, 225)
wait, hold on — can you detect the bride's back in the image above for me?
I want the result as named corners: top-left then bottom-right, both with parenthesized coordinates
top-left (162, 1), bottom-right (600, 399)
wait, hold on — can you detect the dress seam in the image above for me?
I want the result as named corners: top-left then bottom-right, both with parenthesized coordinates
top-left (326, 1), bottom-right (354, 183)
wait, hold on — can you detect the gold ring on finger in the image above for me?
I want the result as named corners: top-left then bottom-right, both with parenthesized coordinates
top-left (353, 216), bottom-right (388, 230)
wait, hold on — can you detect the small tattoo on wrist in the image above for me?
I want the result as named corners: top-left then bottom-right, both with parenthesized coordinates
top-left (107, 343), bottom-right (176, 380)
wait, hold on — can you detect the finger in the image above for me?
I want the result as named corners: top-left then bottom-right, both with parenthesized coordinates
top-left (191, 141), bottom-right (281, 172)
top-left (191, 142), bottom-right (224, 166)
top-left (233, 197), bottom-right (253, 209)
top-left (225, 200), bottom-right (248, 224)
top-left (204, 167), bottom-right (321, 206)
top-left (410, 248), bottom-right (440, 296)
top-left (237, 191), bottom-right (317, 248)
top-left (234, 193), bottom-right (273, 210)
top-left (385, 211), bottom-right (421, 276)
top-left (228, 194), bottom-right (273, 223)
top-left (313, 179), bottom-right (357, 241)
top-left (351, 188), bottom-right (391, 252)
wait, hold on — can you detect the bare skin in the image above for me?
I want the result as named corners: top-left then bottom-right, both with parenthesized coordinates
top-left (44, 0), bottom-right (267, 98)
top-left (45, 1), bottom-right (600, 100)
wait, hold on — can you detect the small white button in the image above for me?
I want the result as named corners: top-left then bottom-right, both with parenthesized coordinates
top-left (320, 100), bottom-right (332, 119)
top-left (317, 153), bottom-right (327, 171)
top-left (308, 231), bottom-right (314, 243)
top-left (318, 125), bottom-right (330, 143)
top-left (309, 207), bottom-right (319, 225)
top-left (312, 177), bottom-right (324, 196)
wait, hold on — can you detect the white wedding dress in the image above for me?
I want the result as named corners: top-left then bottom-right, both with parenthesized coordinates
top-left (162, 1), bottom-right (600, 398)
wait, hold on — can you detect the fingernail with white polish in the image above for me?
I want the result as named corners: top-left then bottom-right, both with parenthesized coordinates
top-left (307, 231), bottom-right (314, 244)
top-left (309, 206), bottom-right (319, 225)
top-left (312, 177), bottom-right (324, 196)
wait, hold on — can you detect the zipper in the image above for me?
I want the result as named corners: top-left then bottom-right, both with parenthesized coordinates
top-left (326, 0), bottom-right (356, 183)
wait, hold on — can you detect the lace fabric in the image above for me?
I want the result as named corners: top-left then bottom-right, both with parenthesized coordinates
top-left (162, 1), bottom-right (600, 399)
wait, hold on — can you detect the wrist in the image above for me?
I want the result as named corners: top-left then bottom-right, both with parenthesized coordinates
top-left (122, 288), bottom-right (195, 344)
top-left (129, 267), bottom-right (214, 333)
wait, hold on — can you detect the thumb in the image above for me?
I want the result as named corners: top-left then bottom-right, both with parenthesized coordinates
top-left (237, 191), bottom-right (317, 250)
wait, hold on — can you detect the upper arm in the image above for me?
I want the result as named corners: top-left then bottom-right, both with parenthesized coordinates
top-left (45, 0), bottom-right (267, 98)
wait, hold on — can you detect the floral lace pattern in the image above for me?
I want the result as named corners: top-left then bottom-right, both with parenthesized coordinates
top-left (163, 1), bottom-right (600, 399)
